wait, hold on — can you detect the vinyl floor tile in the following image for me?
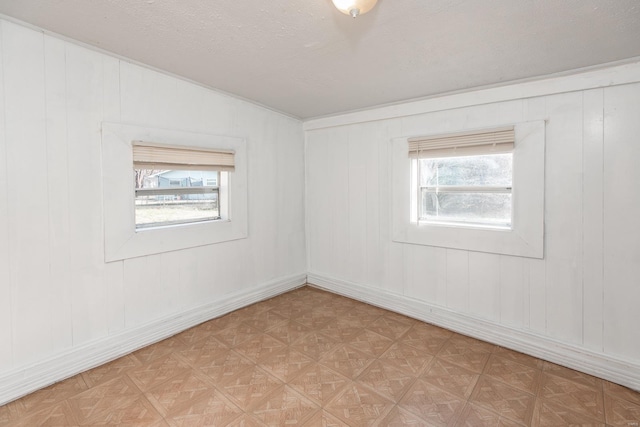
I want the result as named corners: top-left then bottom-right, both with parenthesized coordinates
top-left (3, 285), bottom-right (639, 427)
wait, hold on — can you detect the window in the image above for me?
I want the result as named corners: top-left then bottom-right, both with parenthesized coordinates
top-left (134, 170), bottom-right (222, 229)
top-left (409, 127), bottom-right (514, 229)
top-left (132, 142), bottom-right (233, 230)
top-left (392, 121), bottom-right (545, 258)
top-left (102, 123), bottom-right (247, 262)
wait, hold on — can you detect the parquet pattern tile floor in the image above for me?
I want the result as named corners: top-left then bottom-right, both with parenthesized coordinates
top-left (1, 286), bottom-right (639, 426)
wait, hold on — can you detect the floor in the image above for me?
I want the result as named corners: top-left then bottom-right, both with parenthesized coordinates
top-left (1, 286), bottom-right (639, 426)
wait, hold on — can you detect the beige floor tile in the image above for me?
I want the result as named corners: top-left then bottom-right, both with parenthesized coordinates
top-left (265, 319), bottom-right (312, 345)
top-left (379, 406), bottom-right (434, 426)
top-left (604, 381), bottom-right (640, 407)
top-left (302, 409), bottom-right (351, 426)
top-left (164, 388), bottom-right (243, 426)
top-left (82, 355), bottom-right (142, 388)
top-left (367, 315), bottom-right (414, 340)
top-left (197, 348), bottom-right (255, 383)
top-left (543, 361), bottom-right (603, 389)
top-left (357, 360), bottom-right (417, 403)
top-left (531, 398), bottom-right (605, 427)
top-left (67, 375), bottom-right (143, 422)
top-left (248, 385), bottom-right (319, 426)
top-left (288, 362), bottom-right (351, 406)
top-left (233, 333), bottom-right (288, 363)
top-left (10, 400), bottom-right (78, 427)
top-left (241, 310), bottom-right (288, 332)
top-left (257, 346), bottom-right (314, 382)
top-left (317, 318), bottom-right (365, 343)
top-left (132, 337), bottom-right (187, 364)
top-left (173, 321), bottom-right (220, 346)
top-left (319, 344), bottom-right (377, 379)
top-left (377, 342), bottom-right (434, 376)
top-left (604, 394), bottom-right (640, 426)
top-left (77, 394), bottom-right (163, 426)
top-left (211, 323), bottom-right (262, 348)
top-left (349, 329), bottom-right (394, 358)
top-left (324, 383), bottom-right (394, 426)
top-left (175, 335), bottom-right (228, 368)
top-left (217, 365), bottom-right (284, 411)
top-left (291, 331), bottom-right (341, 360)
top-left (127, 354), bottom-right (192, 391)
top-left (437, 336), bottom-right (493, 373)
top-left (421, 358), bottom-right (480, 399)
top-left (470, 376), bottom-right (536, 425)
top-left (484, 354), bottom-right (542, 395)
top-left (456, 402), bottom-right (527, 426)
top-left (144, 369), bottom-right (214, 417)
top-left (493, 347), bottom-right (544, 370)
top-left (538, 371), bottom-right (605, 421)
top-left (7, 285), bottom-right (640, 427)
top-left (399, 378), bottom-right (467, 426)
top-left (12, 374), bottom-right (88, 414)
top-left (398, 323), bottom-right (452, 355)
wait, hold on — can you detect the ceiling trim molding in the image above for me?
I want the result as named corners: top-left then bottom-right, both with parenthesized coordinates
top-left (303, 58), bottom-right (640, 131)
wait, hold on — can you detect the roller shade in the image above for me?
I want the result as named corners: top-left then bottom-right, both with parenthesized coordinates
top-left (408, 126), bottom-right (514, 159)
top-left (133, 141), bottom-right (235, 172)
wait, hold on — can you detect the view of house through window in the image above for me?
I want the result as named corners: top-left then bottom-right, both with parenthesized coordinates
top-left (416, 153), bottom-right (513, 228)
top-left (134, 169), bottom-right (223, 229)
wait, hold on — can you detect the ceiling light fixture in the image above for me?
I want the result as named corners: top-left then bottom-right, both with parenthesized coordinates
top-left (331, 0), bottom-right (378, 18)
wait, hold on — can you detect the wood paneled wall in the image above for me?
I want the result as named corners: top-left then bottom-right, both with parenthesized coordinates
top-left (0, 19), bottom-right (306, 375)
top-left (306, 84), bottom-right (640, 364)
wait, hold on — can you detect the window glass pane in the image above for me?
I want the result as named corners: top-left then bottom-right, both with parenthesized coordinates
top-left (420, 153), bottom-right (512, 187)
top-left (134, 169), bottom-right (220, 229)
top-left (421, 191), bottom-right (512, 226)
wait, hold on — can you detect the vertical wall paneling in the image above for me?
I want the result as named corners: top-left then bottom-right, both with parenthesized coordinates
top-left (66, 43), bottom-right (108, 344)
top-left (406, 245), bottom-right (447, 306)
top-left (44, 35), bottom-right (73, 351)
top-left (603, 83), bottom-right (640, 359)
top-left (328, 128), bottom-right (350, 279)
top-left (102, 55), bottom-right (125, 334)
top-left (305, 129), bottom-right (330, 274)
top-left (347, 125), bottom-right (367, 283)
top-left (499, 255), bottom-right (527, 328)
top-left (364, 123), bottom-right (382, 288)
top-left (378, 119), bottom-right (403, 292)
top-left (446, 249), bottom-right (469, 311)
top-left (543, 92), bottom-right (584, 345)
top-left (3, 22), bottom-right (53, 364)
top-left (0, 21), bottom-right (13, 370)
top-left (468, 252), bottom-right (500, 322)
top-left (0, 19), bottom-right (307, 386)
top-left (582, 88), bottom-right (605, 352)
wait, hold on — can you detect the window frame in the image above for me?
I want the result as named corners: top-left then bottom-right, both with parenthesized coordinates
top-left (413, 152), bottom-right (514, 229)
top-left (102, 123), bottom-right (248, 262)
top-left (391, 121), bottom-right (545, 258)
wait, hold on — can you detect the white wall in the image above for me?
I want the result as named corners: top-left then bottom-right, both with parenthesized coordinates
top-left (0, 18), bottom-right (306, 387)
top-left (305, 66), bottom-right (640, 385)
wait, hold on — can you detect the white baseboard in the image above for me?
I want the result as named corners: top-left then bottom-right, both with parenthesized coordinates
top-left (307, 272), bottom-right (640, 392)
top-left (0, 273), bottom-right (307, 406)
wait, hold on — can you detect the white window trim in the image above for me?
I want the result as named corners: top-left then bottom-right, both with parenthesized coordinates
top-left (102, 123), bottom-right (248, 262)
top-left (391, 120), bottom-right (545, 259)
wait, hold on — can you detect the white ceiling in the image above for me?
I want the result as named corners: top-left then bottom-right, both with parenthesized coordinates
top-left (0, 0), bottom-right (639, 119)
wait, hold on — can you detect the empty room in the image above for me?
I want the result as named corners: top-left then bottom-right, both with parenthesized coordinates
top-left (0, 0), bottom-right (639, 425)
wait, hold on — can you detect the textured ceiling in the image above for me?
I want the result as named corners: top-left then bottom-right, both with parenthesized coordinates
top-left (0, 0), bottom-right (639, 118)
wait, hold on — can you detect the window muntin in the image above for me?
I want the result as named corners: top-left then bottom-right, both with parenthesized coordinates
top-left (415, 153), bottom-right (513, 228)
top-left (134, 169), bottom-right (223, 230)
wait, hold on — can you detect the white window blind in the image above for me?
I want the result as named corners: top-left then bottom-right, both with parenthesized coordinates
top-left (408, 126), bottom-right (515, 158)
top-left (132, 141), bottom-right (235, 171)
